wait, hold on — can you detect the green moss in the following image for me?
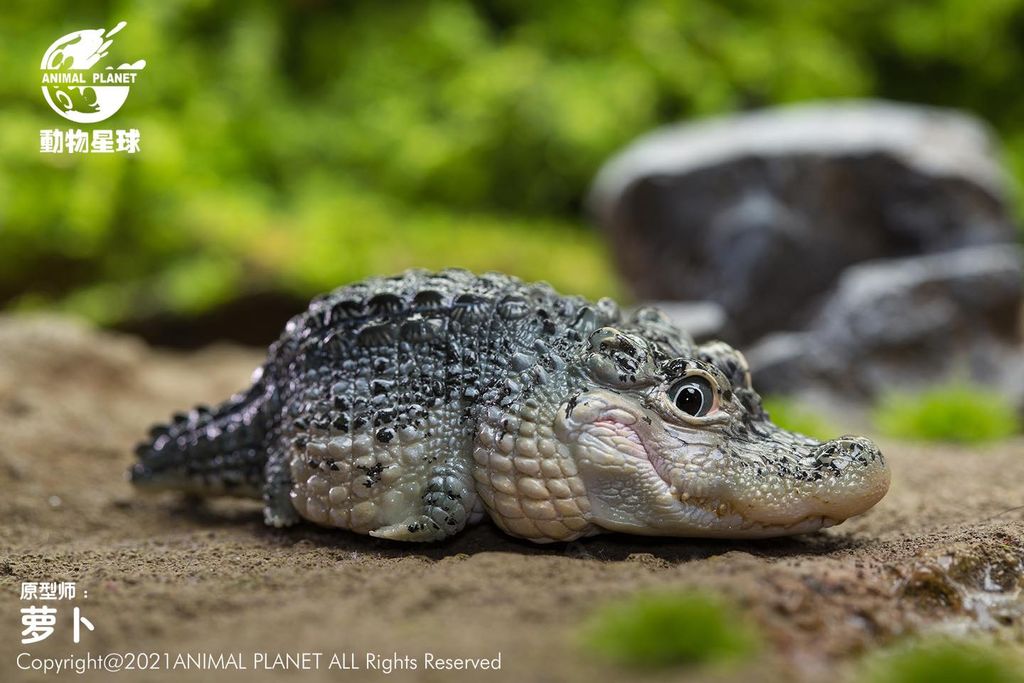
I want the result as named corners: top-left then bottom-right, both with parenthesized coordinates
top-left (862, 640), bottom-right (1024, 683)
top-left (580, 591), bottom-right (758, 669)
top-left (761, 396), bottom-right (840, 441)
top-left (873, 384), bottom-right (1020, 444)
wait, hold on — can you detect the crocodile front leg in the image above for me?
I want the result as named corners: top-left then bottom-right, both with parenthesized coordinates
top-left (369, 462), bottom-right (479, 541)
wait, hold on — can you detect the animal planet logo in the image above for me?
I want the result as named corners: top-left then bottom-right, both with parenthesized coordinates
top-left (40, 21), bottom-right (145, 123)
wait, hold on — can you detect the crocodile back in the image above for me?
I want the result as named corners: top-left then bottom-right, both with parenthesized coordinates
top-left (267, 269), bottom-right (620, 532)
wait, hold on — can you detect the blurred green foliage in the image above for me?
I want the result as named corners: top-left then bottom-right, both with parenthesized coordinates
top-left (580, 590), bottom-right (758, 669)
top-left (861, 640), bottom-right (1024, 683)
top-left (4, 0), bottom-right (1024, 327)
top-left (874, 384), bottom-right (1021, 443)
top-left (762, 395), bottom-right (842, 441)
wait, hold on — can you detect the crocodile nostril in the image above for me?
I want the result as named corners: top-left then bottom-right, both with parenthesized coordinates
top-left (813, 435), bottom-right (884, 470)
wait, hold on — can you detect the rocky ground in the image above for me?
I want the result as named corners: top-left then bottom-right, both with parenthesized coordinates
top-left (0, 315), bottom-right (1021, 683)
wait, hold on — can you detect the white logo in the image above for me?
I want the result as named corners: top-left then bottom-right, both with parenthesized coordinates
top-left (40, 21), bottom-right (145, 123)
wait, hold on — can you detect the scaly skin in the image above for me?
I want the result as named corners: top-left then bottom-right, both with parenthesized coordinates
top-left (131, 269), bottom-right (889, 543)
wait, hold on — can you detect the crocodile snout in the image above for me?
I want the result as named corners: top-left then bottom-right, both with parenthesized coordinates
top-left (806, 435), bottom-right (889, 522)
top-left (714, 429), bottom-right (890, 532)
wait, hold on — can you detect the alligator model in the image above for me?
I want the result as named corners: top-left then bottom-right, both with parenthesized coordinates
top-left (131, 269), bottom-right (889, 543)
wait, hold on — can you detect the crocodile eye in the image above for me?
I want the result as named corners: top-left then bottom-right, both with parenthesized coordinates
top-left (669, 376), bottom-right (715, 417)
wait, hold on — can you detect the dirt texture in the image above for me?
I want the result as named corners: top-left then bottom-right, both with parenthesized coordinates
top-left (1, 315), bottom-right (1022, 683)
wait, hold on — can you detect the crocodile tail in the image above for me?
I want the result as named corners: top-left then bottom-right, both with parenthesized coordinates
top-left (129, 370), bottom-right (279, 498)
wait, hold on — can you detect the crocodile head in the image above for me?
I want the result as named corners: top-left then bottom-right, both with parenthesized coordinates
top-left (552, 310), bottom-right (890, 538)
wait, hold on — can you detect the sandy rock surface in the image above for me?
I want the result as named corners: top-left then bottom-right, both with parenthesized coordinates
top-left (1, 316), bottom-right (1021, 682)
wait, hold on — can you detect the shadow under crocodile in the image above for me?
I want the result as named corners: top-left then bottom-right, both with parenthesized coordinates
top-left (162, 495), bottom-right (868, 564)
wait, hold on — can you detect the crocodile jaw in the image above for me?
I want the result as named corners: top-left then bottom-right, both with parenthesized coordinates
top-left (556, 390), bottom-right (890, 538)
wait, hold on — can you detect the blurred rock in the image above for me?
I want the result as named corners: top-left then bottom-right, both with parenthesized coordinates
top-left (748, 245), bottom-right (1024, 410)
top-left (591, 100), bottom-right (1016, 343)
top-left (633, 300), bottom-right (729, 342)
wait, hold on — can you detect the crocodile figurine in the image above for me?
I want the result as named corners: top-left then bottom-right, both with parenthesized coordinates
top-left (131, 269), bottom-right (889, 543)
